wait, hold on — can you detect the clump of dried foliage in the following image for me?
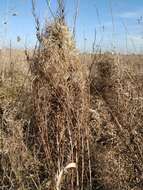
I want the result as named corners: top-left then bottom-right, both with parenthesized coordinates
top-left (28, 18), bottom-right (93, 189)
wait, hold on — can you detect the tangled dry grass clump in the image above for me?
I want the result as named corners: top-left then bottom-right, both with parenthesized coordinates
top-left (28, 19), bottom-right (93, 189)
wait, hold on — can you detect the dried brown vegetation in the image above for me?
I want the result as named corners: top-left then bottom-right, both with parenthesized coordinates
top-left (0, 5), bottom-right (143, 190)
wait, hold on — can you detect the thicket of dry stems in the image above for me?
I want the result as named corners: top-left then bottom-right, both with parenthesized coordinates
top-left (0, 3), bottom-right (143, 190)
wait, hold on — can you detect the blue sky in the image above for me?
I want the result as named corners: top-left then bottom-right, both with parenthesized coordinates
top-left (0, 0), bottom-right (143, 53)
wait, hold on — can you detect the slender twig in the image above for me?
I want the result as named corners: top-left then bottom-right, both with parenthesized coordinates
top-left (73, 0), bottom-right (79, 38)
top-left (32, 0), bottom-right (41, 42)
top-left (45, 0), bottom-right (56, 19)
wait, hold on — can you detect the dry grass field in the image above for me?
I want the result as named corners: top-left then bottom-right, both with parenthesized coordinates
top-left (0, 2), bottom-right (143, 190)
